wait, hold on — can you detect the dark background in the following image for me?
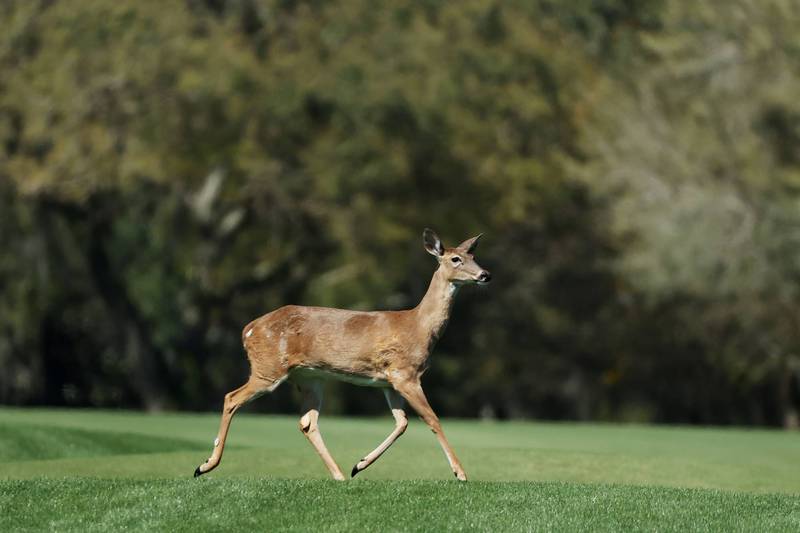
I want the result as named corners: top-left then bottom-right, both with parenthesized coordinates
top-left (1, 0), bottom-right (798, 427)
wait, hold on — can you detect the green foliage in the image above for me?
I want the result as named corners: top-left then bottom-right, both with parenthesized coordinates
top-left (0, 0), bottom-right (798, 425)
top-left (580, 0), bottom-right (800, 426)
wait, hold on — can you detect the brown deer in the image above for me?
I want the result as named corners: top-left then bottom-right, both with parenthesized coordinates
top-left (193, 228), bottom-right (491, 481)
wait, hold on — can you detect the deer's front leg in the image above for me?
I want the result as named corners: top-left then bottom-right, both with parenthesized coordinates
top-left (351, 388), bottom-right (408, 477)
top-left (393, 380), bottom-right (467, 481)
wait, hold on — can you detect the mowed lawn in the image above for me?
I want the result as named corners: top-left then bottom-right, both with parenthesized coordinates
top-left (0, 408), bottom-right (798, 531)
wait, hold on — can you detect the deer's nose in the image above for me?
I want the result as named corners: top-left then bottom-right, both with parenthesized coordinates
top-left (478, 271), bottom-right (492, 283)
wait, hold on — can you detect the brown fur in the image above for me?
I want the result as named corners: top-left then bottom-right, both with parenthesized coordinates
top-left (194, 230), bottom-right (490, 481)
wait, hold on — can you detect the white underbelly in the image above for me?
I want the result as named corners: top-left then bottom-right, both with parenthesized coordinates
top-left (288, 367), bottom-right (390, 388)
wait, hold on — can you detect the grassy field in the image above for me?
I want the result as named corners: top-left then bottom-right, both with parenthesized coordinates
top-left (0, 408), bottom-right (798, 531)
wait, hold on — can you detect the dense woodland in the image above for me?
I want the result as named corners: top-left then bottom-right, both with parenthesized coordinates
top-left (1, 0), bottom-right (799, 427)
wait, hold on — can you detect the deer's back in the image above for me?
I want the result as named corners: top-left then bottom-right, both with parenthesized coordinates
top-left (243, 305), bottom-right (425, 383)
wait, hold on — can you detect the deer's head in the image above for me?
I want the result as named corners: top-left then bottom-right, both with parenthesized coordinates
top-left (423, 228), bottom-right (491, 285)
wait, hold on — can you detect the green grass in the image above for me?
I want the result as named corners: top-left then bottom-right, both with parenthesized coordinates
top-left (2, 478), bottom-right (799, 532)
top-left (0, 422), bottom-right (205, 462)
top-left (0, 408), bottom-right (799, 531)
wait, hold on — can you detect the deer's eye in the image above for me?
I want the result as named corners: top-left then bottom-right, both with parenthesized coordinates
top-left (451, 256), bottom-right (462, 265)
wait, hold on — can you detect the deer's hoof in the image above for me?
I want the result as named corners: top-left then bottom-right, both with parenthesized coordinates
top-left (194, 466), bottom-right (204, 478)
top-left (351, 465), bottom-right (360, 478)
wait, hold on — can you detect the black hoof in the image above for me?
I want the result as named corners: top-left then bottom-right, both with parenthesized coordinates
top-left (351, 465), bottom-right (360, 478)
top-left (194, 466), bottom-right (203, 478)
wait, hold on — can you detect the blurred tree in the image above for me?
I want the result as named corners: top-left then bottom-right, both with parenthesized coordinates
top-left (581, 0), bottom-right (800, 426)
top-left (0, 0), bottom-right (796, 426)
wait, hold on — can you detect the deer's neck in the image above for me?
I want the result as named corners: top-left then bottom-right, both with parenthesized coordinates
top-left (414, 267), bottom-right (458, 348)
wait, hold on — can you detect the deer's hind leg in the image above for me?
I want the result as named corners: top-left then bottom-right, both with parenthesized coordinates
top-left (298, 380), bottom-right (346, 480)
top-left (194, 343), bottom-right (288, 478)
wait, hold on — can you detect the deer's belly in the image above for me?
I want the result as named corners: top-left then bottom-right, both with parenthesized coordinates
top-left (288, 366), bottom-right (390, 388)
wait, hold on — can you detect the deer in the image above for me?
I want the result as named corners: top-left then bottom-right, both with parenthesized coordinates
top-left (193, 228), bottom-right (491, 481)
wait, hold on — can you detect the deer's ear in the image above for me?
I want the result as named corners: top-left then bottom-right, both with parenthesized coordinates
top-left (457, 234), bottom-right (482, 254)
top-left (423, 228), bottom-right (444, 257)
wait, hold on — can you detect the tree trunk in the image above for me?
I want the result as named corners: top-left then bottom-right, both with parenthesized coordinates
top-left (779, 362), bottom-right (798, 430)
